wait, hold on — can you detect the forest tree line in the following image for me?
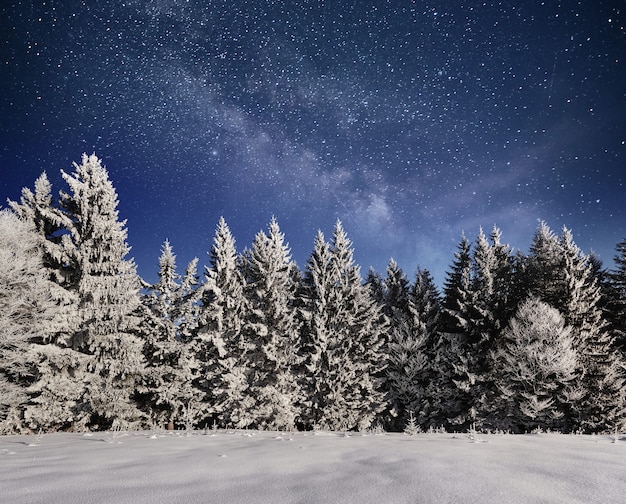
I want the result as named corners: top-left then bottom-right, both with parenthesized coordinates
top-left (1, 154), bottom-right (625, 435)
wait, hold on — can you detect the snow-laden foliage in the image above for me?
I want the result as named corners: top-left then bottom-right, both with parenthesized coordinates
top-left (2, 156), bottom-right (626, 434)
top-left (139, 240), bottom-right (200, 429)
top-left (194, 217), bottom-right (251, 428)
top-left (383, 261), bottom-right (441, 431)
top-left (0, 210), bottom-right (55, 433)
top-left (301, 222), bottom-right (387, 431)
top-left (241, 217), bottom-right (304, 430)
top-left (489, 297), bottom-right (582, 432)
top-left (527, 224), bottom-right (626, 432)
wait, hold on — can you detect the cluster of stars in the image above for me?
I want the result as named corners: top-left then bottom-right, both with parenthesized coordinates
top-left (1, 1), bottom-right (624, 283)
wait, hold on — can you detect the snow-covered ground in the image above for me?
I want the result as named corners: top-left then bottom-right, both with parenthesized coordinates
top-left (2, 429), bottom-right (624, 504)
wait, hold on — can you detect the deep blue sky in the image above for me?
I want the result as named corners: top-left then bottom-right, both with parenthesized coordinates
top-left (1, 1), bottom-right (624, 285)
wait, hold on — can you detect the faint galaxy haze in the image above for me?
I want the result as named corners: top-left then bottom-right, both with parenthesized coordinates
top-left (1, 1), bottom-right (624, 284)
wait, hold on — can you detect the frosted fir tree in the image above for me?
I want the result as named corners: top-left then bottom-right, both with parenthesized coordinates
top-left (301, 221), bottom-right (387, 431)
top-left (241, 217), bottom-right (303, 430)
top-left (139, 240), bottom-right (200, 429)
top-left (559, 229), bottom-right (625, 432)
top-left (411, 267), bottom-right (443, 426)
top-left (436, 234), bottom-right (477, 429)
top-left (607, 239), bottom-right (626, 352)
top-left (383, 259), bottom-right (411, 321)
top-left (58, 154), bottom-right (146, 430)
top-left (525, 223), bottom-right (625, 432)
top-left (467, 227), bottom-right (515, 424)
top-left (195, 217), bottom-right (252, 428)
top-left (8, 171), bottom-right (90, 432)
top-left (9, 172), bottom-right (78, 340)
top-left (0, 210), bottom-right (57, 433)
top-left (383, 260), bottom-right (435, 431)
top-left (490, 297), bottom-right (582, 432)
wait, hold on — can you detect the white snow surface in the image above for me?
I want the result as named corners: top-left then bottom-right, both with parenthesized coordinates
top-left (2, 430), bottom-right (625, 503)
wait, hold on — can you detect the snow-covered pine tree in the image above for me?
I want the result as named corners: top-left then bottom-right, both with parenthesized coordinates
top-left (608, 239), bottom-right (626, 352)
top-left (412, 267), bottom-right (443, 427)
top-left (9, 169), bottom-right (99, 432)
top-left (58, 154), bottom-right (145, 430)
top-left (468, 226), bottom-right (515, 425)
top-left (8, 172), bottom-right (77, 342)
top-left (383, 260), bottom-right (433, 431)
top-left (300, 229), bottom-right (334, 430)
top-left (526, 221), bottom-right (562, 306)
top-left (526, 223), bottom-right (625, 432)
top-left (139, 240), bottom-right (200, 429)
top-left (194, 217), bottom-right (251, 428)
top-left (559, 228), bottom-right (625, 432)
top-left (436, 234), bottom-right (476, 429)
top-left (301, 221), bottom-right (387, 431)
top-left (490, 297), bottom-right (581, 433)
top-left (241, 217), bottom-right (303, 430)
top-left (364, 268), bottom-right (385, 305)
top-left (0, 210), bottom-right (58, 433)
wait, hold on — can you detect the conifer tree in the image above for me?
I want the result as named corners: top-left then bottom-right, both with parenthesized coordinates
top-left (8, 174), bottom-right (86, 431)
top-left (0, 210), bottom-right (57, 433)
top-left (383, 261), bottom-right (439, 430)
top-left (412, 267), bottom-right (443, 427)
top-left (490, 297), bottom-right (582, 432)
top-left (301, 222), bottom-right (387, 431)
top-left (9, 172), bottom-right (77, 342)
top-left (608, 239), bottom-right (626, 352)
top-left (526, 223), bottom-right (625, 432)
top-left (241, 217), bottom-right (303, 430)
top-left (58, 154), bottom-right (145, 430)
top-left (139, 240), bottom-right (199, 429)
top-left (195, 217), bottom-right (251, 428)
top-left (437, 234), bottom-right (476, 428)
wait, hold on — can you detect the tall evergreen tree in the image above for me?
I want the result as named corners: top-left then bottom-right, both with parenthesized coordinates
top-left (526, 223), bottom-right (625, 432)
top-left (301, 222), bottom-right (387, 430)
top-left (9, 172), bottom-right (77, 343)
top-left (241, 217), bottom-right (303, 430)
top-left (139, 240), bottom-right (199, 429)
top-left (383, 262), bottom-right (440, 430)
top-left (608, 239), bottom-right (626, 352)
top-left (436, 234), bottom-right (474, 429)
top-left (0, 210), bottom-right (58, 433)
top-left (58, 154), bottom-right (146, 430)
top-left (195, 217), bottom-right (250, 428)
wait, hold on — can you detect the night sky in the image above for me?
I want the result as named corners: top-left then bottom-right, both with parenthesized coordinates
top-left (1, 1), bottom-right (624, 285)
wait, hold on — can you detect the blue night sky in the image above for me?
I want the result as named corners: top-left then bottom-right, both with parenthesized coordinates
top-left (1, 1), bottom-right (624, 284)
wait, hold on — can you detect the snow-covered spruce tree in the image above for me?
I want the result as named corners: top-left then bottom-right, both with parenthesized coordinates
top-left (57, 154), bottom-right (145, 430)
top-left (411, 267), bottom-right (443, 427)
top-left (301, 221), bottom-right (387, 431)
top-left (489, 297), bottom-right (582, 433)
top-left (526, 223), bottom-right (625, 432)
top-left (8, 172), bottom-right (78, 343)
top-left (468, 226), bottom-right (515, 425)
top-left (436, 234), bottom-right (477, 429)
top-left (0, 210), bottom-right (56, 433)
top-left (607, 239), bottom-right (626, 352)
top-left (240, 217), bottom-right (303, 430)
top-left (364, 267), bottom-right (385, 305)
top-left (139, 240), bottom-right (200, 429)
top-left (9, 171), bottom-right (92, 432)
top-left (194, 217), bottom-right (251, 428)
top-left (559, 228), bottom-right (625, 432)
top-left (383, 260), bottom-right (435, 431)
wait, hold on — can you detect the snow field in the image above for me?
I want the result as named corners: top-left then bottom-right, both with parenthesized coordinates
top-left (2, 430), bottom-right (625, 504)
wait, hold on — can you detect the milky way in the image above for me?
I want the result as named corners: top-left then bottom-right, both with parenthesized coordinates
top-left (1, 1), bottom-right (624, 283)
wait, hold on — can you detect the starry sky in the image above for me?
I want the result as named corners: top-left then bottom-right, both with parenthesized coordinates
top-left (1, 1), bottom-right (625, 285)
